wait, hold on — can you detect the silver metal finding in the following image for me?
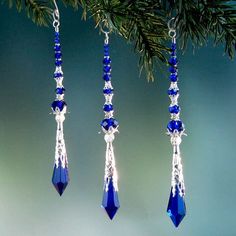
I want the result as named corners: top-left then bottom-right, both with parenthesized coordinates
top-left (52, 0), bottom-right (60, 32)
top-left (100, 20), bottom-right (111, 44)
top-left (168, 17), bottom-right (177, 39)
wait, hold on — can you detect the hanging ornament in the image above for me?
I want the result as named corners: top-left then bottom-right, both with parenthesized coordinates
top-left (51, 0), bottom-right (69, 196)
top-left (100, 25), bottom-right (120, 220)
top-left (166, 18), bottom-right (186, 227)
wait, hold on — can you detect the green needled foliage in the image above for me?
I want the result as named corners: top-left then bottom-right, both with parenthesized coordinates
top-left (3, 0), bottom-right (236, 81)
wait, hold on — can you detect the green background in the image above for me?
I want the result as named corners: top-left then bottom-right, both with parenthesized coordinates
top-left (0, 4), bottom-right (235, 236)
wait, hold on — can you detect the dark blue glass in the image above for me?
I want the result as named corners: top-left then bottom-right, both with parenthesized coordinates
top-left (104, 65), bottom-right (111, 73)
top-left (55, 87), bottom-right (65, 95)
top-left (52, 159), bottom-right (69, 196)
top-left (103, 57), bottom-right (111, 65)
top-left (103, 74), bottom-right (111, 81)
top-left (101, 118), bottom-right (118, 131)
top-left (54, 45), bottom-right (61, 51)
top-left (54, 36), bottom-right (60, 44)
top-left (169, 105), bottom-right (180, 114)
top-left (54, 72), bottom-right (63, 78)
top-left (103, 104), bottom-right (113, 112)
top-left (167, 187), bottom-right (186, 227)
top-left (167, 120), bottom-right (184, 132)
top-left (169, 57), bottom-right (178, 66)
top-left (171, 43), bottom-right (177, 50)
top-left (55, 52), bottom-right (62, 59)
top-left (102, 177), bottom-right (120, 220)
top-left (55, 60), bottom-right (62, 66)
top-left (170, 74), bottom-right (178, 82)
top-left (168, 89), bottom-right (179, 96)
top-left (103, 88), bottom-right (113, 94)
top-left (169, 67), bottom-right (177, 73)
top-left (55, 32), bottom-right (59, 37)
top-left (51, 100), bottom-right (66, 112)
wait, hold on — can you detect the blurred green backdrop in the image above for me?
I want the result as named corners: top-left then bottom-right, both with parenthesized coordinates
top-left (0, 4), bottom-right (236, 236)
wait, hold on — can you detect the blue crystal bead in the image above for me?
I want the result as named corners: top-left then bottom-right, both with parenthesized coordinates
top-left (167, 120), bottom-right (184, 132)
top-left (103, 88), bottom-right (113, 94)
top-left (104, 44), bottom-right (109, 51)
top-left (101, 118), bottom-right (118, 131)
top-left (55, 52), bottom-right (62, 59)
top-left (54, 37), bottom-right (60, 44)
top-left (167, 187), bottom-right (186, 227)
top-left (103, 104), bottom-right (113, 112)
top-left (102, 177), bottom-right (120, 220)
top-left (55, 60), bottom-right (62, 66)
top-left (103, 74), bottom-right (111, 81)
top-left (104, 65), bottom-right (111, 73)
top-left (169, 57), bottom-right (178, 66)
top-left (169, 105), bottom-right (180, 114)
top-left (51, 100), bottom-right (66, 112)
top-left (52, 160), bottom-right (69, 196)
top-left (170, 74), bottom-right (178, 82)
top-left (103, 57), bottom-right (111, 65)
top-left (54, 72), bottom-right (63, 78)
top-left (54, 45), bottom-right (61, 51)
top-left (169, 67), bottom-right (177, 73)
top-left (168, 89), bottom-right (179, 96)
top-left (171, 43), bottom-right (177, 50)
top-left (55, 87), bottom-right (65, 95)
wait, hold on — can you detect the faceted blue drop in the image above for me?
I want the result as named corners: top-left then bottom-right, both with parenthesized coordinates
top-left (167, 120), bottom-right (184, 132)
top-left (167, 187), bottom-right (186, 227)
top-left (102, 177), bottom-right (120, 220)
top-left (55, 52), bottom-right (62, 59)
top-left (55, 60), bottom-right (62, 66)
top-left (104, 65), bottom-right (111, 73)
top-left (52, 160), bottom-right (69, 196)
top-left (101, 118), bottom-right (118, 131)
top-left (169, 105), bottom-right (180, 114)
top-left (171, 43), bottom-right (177, 50)
top-left (103, 57), bottom-right (111, 65)
top-left (103, 104), bottom-right (113, 112)
top-left (169, 57), bottom-right (178, 66)
top-left (170, 74), bottom-right (178, 82)
top-left (169, 67), bottom-right (177, 73)
top-left (55, 87), bottom-right (65, 95)
top-left (54, 45), bottom-right (61, 51)
top-left (51, 100), bottom-right (66, 112)
top-left (168, 89), bottom-right (179, 96)
top-left (103, 74), bottom-right (111, 81)
top-left (103, 88), bottom-right (113, 94)
top-left (54, 72), bottom-right (63, 78)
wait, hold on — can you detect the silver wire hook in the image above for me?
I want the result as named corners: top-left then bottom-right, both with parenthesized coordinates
top-left (100, 20), bottom-right (112, 44)
top-left (168, 17), bottom-right (177, 39)
top-left (52, 0), bottom-right (60, 31)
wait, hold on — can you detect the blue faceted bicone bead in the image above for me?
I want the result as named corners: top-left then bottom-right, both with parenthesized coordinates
top-left (102, 177), bottom-right (120, 220)
top-left (54, 37), bottom-right (60, 44)
top-left (101, 118), bottom-right (118, 131)
top-left (54, 72), bottom-right (63, 78)
top-left (167, 120), bottom-right (184, 132)
top-left (52, 160), bottom-right (69, 196)
top-left (55, 52), bottom-right (62, 59)
top-left (167, 187), bottom-right (186, 227)
top-left (103, 88), bottom-right (113, 94)
top-left (169, 105), bottom-right (180, 114)
top-left (168, 89), bottom-right (179, 96)
top-left (51, 100), bottom-right (66, 112)
top-left (171, 43), bottom-right (177, 50)
top-left (55, 87), bottom-right (65, 95)
top-left (170, 74), bottom-right (178, 82)
top-left (103, 104), bottom-right (113, 112)
top-left (103, 74), bottom-right (111, 81)
top-left (104, 65), bottom-right (111, 73)
top-left (103, 57), bottom-right (111, 65)
top-left (169, 57), bottom-right (178, 66)
top-left (169, 67), bottom-right (177, 73)
top-left (55, 60), bottom-right (62, 66)
top-left (54, 45), bottom-right (61, 51)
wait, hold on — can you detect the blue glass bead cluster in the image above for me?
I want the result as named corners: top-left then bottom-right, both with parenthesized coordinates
top-left (167, 42), bottom-right (184, 133)
top-left (51, 31), bottom-right (66, 113)
top-left (101, 43), bottom-right (119, 132)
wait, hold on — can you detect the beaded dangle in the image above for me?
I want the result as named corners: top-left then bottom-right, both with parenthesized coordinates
top-left (166, 18), bottom-right (186, 227)
top-left (51, 0), bottom-right (69, 196)
top-left (100, 27), bottom-right (120, 220)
